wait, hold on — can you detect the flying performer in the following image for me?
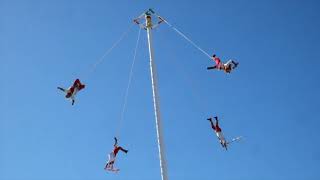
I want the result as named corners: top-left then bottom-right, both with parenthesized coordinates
top-left (207, 116), bottom-right (228, 150)
top-left (207, 54), bottom-right (239, 73)
top-left (207, 116), bottom-right (242, 150)
top-left (104, 137), bottom-right (128, 172)
top-left (57, 79), bottom-right (85, 105)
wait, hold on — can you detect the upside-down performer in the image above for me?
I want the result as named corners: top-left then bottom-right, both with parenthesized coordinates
top-left (104, 137), bottom-right (128, 172)
top-left (57, 79), bottom-right (85, 105)
top-left (207, 116), bottom-right (228, 150)
top-left (207, 116), bottom-right (242, 150)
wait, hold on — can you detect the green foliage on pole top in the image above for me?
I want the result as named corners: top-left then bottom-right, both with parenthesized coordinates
top-left (149, 8), bottom-right (155, 14)
top-left (145, 8), bottom-right (155, 16)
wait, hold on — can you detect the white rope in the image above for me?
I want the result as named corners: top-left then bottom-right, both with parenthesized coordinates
top-left (162, 19), bottom-right (212, 60)
top-left (116, 27), bottom-right (142, 138)
top-left (82, 24), bottom-right (134, 78)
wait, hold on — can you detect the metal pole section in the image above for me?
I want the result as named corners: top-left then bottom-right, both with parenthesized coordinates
top-left (145, 14), bottom-right (168, 180)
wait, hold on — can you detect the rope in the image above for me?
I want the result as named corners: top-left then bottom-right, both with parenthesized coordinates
top-left (162, 18), bottom-right (212, 60)
top-left (148, 15), bottom-right (208, 113)
top-left (169, 46), bottom-right (210, 117)
top-left (81, 24), bottom-right (134, 79)
top-left (116, 27), bottom-right (142, 138)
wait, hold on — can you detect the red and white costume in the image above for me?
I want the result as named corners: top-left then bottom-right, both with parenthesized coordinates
top-left (213, 56), bottom-right (223, 69)
top-left (104, 138), bottom-right (128, 172)
top-left (208, 55), bottom-right (239, 73)
top-left (58, 79), bottom-right (85, 105)
top-left (208, 117), bottom-right (227, 149)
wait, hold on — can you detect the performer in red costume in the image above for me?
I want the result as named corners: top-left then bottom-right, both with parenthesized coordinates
top-left (207, 116), bottom-right (228, 150)
top-left (104, 137), bottom-right (128, 172)
top-left (207, 54), bottom-right (239, 73)
top-left (57, 79), bottom-right (85, 105)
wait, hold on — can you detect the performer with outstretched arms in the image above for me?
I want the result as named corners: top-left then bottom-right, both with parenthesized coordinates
top-left (207, 54), bottom-right (239, 73)
top-left (104, 137), bottom-right (128, 172)
top-left (207, 116), bottom-right (228, 150)
top-left (57, 79), bottom-right (85, 105)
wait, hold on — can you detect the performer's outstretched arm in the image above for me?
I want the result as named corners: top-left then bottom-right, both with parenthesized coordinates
top-left (207, 66), bottom-right (217, 70)
top-left (118, 147), bottom-right (128, 153)
top-left (207, 118), bottom-right (216, 130)
top-left (114, 137), bottom-right (118, 146)
top-left (57, 87), bottom-right (66, 92)
top-left (71, 96), bottom-right (75, 105)
top-left (214, 116), bottom-right (219, 126)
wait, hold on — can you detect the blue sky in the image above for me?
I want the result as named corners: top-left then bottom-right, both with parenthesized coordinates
top-left (1, 0), bottom-right (320, 179)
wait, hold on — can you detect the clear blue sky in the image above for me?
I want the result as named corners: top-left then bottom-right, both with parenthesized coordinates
top-left (1, 0), bottom-right (320, 179)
